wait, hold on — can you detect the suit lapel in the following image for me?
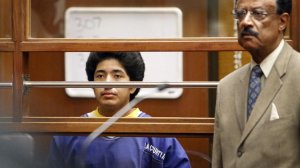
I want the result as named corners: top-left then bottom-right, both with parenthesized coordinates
top-left (235, 64), bottom-right (251, 132)
top-left (238, 42), bottom-right (292, 145)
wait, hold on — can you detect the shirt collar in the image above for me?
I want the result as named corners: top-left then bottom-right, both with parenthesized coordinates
top-left (250, 39), bottom-right (284, 78)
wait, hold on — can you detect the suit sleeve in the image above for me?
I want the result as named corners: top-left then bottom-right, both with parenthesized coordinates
top-left (212, 85), bottom-right (223, 168)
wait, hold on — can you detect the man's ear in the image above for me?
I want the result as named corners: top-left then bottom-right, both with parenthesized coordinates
top-left (279, 13), bottom-right (289, 32)
top-left (129, 88), bottom-right (137, 94)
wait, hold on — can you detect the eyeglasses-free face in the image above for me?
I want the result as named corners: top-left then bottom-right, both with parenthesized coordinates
top-left (93, 59), bottom-right (136, 116)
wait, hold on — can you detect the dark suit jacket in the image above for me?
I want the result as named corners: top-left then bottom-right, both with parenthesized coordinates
top-left (212, 42), bottom-right (300, 168)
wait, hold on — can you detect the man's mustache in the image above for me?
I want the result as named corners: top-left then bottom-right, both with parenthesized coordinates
top-left (240, 28), bottom-right (259, 37)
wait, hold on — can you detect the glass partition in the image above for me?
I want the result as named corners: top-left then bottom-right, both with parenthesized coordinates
top-left (29, 0), bottom-right (242, 38)
top-left (21, 50), bottom-right (251, 119)
top-left (20, 50), bottom-right (213, 167)
top-left (0, 134), bottom-right (211, 167)
top-left (0, 52), bottom-right (13, 116)
top-left (23, 51), bottom-right (209, 117)
top-left (30, 0), bottom-right (291, 39)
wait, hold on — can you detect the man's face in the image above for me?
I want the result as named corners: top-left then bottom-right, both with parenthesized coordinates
top-left (235, 0), bottom-right (285, 55)
top-left (93, 59), bottom-right (135, 114)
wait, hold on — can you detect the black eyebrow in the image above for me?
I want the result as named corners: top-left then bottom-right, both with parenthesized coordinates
top-left (94, 69), bottom-right (126, 74)
top-left (94, 70), bottom-right (105, 74)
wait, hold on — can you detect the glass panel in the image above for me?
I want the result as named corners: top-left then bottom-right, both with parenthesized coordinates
top-left (30, 0), bottom-right (292, 38)
top-left (25, 51), bottom-right (209, 117)
top-left (0, 0), bottom-right (12, 38)
top-left (0, 134), bottom-right (210, 167)
top-left (30, 0), bottom-right (205, 38)
top-left (29, 0), bottom-right (290, 38)
top-left (20, 50), bottom-right (213, 168)
top-left (0, 52), bottom-right (13, 117)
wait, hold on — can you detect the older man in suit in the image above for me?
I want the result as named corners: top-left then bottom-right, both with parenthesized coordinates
top-left (212, 0), bottom-right (300, 167)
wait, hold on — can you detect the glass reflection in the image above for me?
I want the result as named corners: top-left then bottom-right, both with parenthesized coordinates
top-left (30, 0), bottom-right (275, 38)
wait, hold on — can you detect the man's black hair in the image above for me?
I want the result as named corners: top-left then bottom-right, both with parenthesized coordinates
top-left (276, 0), bottom-right (292, 14)
top-left (86, 52), bottom-right (145, 100)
